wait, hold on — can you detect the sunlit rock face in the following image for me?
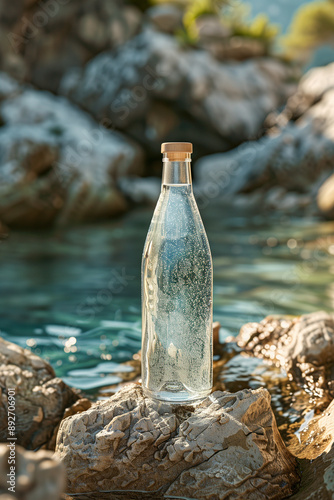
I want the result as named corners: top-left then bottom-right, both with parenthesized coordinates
top-left (0, 72), bottom-right (143, 228)
top-left (236, 311), bottom-right (334, 403)
top-left (318, 172), bottom-right (334, 219)
top-left (56, 383), bottom-right (299, 499)
top-left (289, 398), bottom-right (334, 500)
top-left (0, 336), bottom-right (78, 450)
top-left (0, 444), bottom-right (65, 500)
top-left (59, 30), bottom-right (294, 157)
top-left (194, 62), bottom-right (334, 210)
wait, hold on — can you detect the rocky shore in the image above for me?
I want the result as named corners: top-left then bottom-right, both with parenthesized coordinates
top-left (1, 57), bottom-right (334, 229)
top-left (0, 311), bottom-right (333, 499)
top-left (0, 0), bottom-right (333, 229)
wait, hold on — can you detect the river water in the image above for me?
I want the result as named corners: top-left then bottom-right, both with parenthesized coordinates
top-left (0, 204), bottom-right (333, 396)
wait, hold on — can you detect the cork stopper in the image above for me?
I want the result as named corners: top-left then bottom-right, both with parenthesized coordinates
top-left (161, 142), bottom-right (193, 161)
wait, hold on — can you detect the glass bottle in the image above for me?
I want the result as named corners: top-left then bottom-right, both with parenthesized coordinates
top-left (141, 142), bottom-right (213, 403)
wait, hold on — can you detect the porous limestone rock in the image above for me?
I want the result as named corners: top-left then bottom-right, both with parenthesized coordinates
top-left (236, 311), bottom-right (334, 402)
top-left (0, 444), bottom-right (65, 500)
top-left (195, 62), bottom-right (334, 202)
top-left (56, 383), bottom-right (299, 499)
top-left (290, 398), bottom-right (334, 500)
top-left (0, 336), bottom-right (78, 450)
top-left (0, 72), bottom-right (143, 228)
top-left (60, 30), bottom-right (294, 156)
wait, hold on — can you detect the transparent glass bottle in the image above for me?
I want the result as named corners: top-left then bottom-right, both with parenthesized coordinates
top-left (141, 142), bottom-right (213, 403)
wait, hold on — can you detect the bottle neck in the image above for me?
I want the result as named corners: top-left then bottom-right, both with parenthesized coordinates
top-left (162, 153), bottom-right (192, 186)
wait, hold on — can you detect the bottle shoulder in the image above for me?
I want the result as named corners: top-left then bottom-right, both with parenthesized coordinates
top-left (142, 188), bottom-right (212, 265)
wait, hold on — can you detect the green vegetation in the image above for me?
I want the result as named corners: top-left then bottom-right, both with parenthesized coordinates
top-left (283, 0), bottom-right (334, 60)
top-left (153, 0), bottom-right (280, 52)
top-left (183, 0), bottom-right (227, 40)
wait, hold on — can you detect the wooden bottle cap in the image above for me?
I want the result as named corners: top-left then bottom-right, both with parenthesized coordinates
top-left (161, 142), bottom-right (193, 153)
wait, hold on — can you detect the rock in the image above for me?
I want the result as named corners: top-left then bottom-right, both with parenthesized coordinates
top-left (60, 30), bottom-right (294, 156)
top-left (146, 4), bottom-right (183, 34)
top-left (196, 15), bottom-right (231, 42)
top-left (46, 398), bottom-right (92, 452)
top-left (195, 118), bottom-right (334, 201)
top-left (318, 172), bottom-right (334, 218)
top-left (205, 37), bottom-right (266, 62)
top-left (194, 19), bottom-right (265, 62)
top-left (118, 176), bottom-right (161, 204)
top-left (282, 62), bottom-right (334, 122)
top-left (56, 383), bottom-right (299, 499)
top-left (236, 311), bottom-right (334, 403)
top-left (0, 72), bottom-right (143, 228)
top-left (0, 0), bottom-right (143, 92)
top-left (0, 336), bottom-right (78, 450)
top-left (0, 444), bottom-right (65, 500)
top-left (289, 399), bottom-right (334, 500)
top-left (195, 62), bottom-right (334, 202)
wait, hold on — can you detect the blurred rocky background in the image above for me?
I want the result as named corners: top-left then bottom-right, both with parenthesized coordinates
top-left (0, 0), bottom-right (334, 228)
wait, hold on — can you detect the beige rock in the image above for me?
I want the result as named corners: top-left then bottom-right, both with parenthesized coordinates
top-left (196, 15), bottom-right (231, 42)
top-left (318, 172), bottom-right (334, 219)
top-left (236, 311), bottom-right (334, 402)
top-left (0, 336), bottom-right (78, 450)
top-left (289, 399), bottom-right (334, 500)
top-left (0, 444), bottom-right (64, 500)
top-left (56, 383), bottom-right (299, 499)
top-left (46, 398), bottom-right (92, 452)
top-left (202, 36), bottom-right (265, 62)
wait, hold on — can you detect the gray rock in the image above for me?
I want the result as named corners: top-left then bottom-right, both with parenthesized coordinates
top-left (56, 383), bottom-right (299, 499)
top-left (60, 30), bottom-right (293, 154)
top-left (0, 73), bottom-right (143, 228)
top-left (236, 311), bottom-right (334, 403)
top-left (0, 336), bottom-right (78, 450)
top-left (118, 176), bottom-right (161, 204)
top-left (0, 0), bottom-right (143, 92)
top-left (146, 4), bottom-right (183, 34)
top-left (194, 62), bottom-right (334, 203)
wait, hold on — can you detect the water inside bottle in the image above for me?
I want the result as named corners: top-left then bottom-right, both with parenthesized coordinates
top-left (142, 183), bottom-right (213, 403)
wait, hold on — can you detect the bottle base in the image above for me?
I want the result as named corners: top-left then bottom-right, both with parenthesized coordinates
top-left (143, 386), bottom-right (212, 405)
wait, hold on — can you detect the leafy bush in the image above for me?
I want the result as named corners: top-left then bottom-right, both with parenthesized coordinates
top-left (153, 0), bottom-right (279, 51)
top-left (283, 0), bottom-right (334, 60)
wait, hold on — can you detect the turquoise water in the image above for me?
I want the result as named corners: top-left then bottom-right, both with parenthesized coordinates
top-left (0, 205), bottom-right (333, 394)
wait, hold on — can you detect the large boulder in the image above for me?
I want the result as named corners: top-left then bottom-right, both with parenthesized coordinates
top-left (0, 73), bottom-right (143, 228)
top-left (194, 62), bottom-right (334, 206)
top-left (236, 311), bottom-right (334, 404)
top-left (60, 30), bottom-right (294, 157)
top-left (0, 444), bottom-right (65, 500)
top-left (56, 383), bottom-right (299, 499)
top-left (0, 0), bottom-right (142, 92)
top-left (290, 398), bottom-right (334, 500)
top-left (0, 336), bottom-right (78, 450)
